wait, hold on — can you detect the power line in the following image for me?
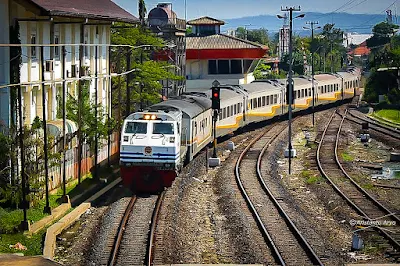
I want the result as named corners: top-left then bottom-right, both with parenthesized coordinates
top-left (315, 0), bottom-right (360, 20)
top-left (341, 0), bottom-right (370, 12)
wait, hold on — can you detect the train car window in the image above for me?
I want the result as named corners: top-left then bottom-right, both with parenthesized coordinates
top-left (266, 96), bottom-right (269, 105)
top-left (258, 97), bottom-right (261, 107)
top-left (125, 122), bottom-right (147, 134)
top-left (219, 112), bottom-right (222, 121)
top-left (262, 96), bottom-right (266, 106)
top-left (223, 108), bottom-right (226, 119)
top-left (274, 95), bottom-right (278, 104)
top-left (153, 122), bottom-right (174, 135)
top-left (309, 88), bottom-right (311, 96)
top-left (301, 89), bottom-right (304, 98)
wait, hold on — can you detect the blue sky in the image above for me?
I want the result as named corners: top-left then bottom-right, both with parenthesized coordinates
top-left (113, 0), bottom-right (398, 19)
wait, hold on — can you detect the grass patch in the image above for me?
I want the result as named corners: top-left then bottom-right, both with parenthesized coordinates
top-left (362, 183), bottom-right (374, 190)
top-left (393, 171), bottom-right (400, 179)
top-left (0, 231), bottom-right (44, 256)
top-left (341, 152), bottom-right (354, 162)
top-left (0, 193), bottom-right (60, 234)
top-left (306, 176), bottom-right (323, 184)
top-left (374, 109), bottom-right (400, 124)
top-left (301, 170), bottom-right (322, 184)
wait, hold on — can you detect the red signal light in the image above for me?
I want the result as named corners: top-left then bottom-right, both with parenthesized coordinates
top-left (213, 92), bottom-right (219, 98)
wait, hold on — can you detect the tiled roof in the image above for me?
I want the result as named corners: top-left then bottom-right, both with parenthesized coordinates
top-left (28, 0), bottom-right (138, 23)
top-left (187, 16), bottom-right (225, 25)
top-left (186, 34), bottom-right (267, 50)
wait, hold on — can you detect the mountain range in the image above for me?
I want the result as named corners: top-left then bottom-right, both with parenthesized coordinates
top-left (221, 12), bottom-right (388, 35)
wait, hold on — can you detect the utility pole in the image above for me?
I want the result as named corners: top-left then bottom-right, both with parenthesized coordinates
top-left (94, 45), bottom-right (98, 180)
top-left (280, 6), bottom-right (304, 175)
top-left (61, 46), bottom-right (68, 202)
top-left (18, 68), bottom-right (29, 230)
top-left (126, 47), bottom-right (131, 117)
top-left (41, 45), bottom-right (51, 214)
top-left (304, 21), bottom-right (320, 127)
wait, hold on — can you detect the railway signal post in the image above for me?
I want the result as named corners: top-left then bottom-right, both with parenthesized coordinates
top-left (209, 81), bottom-right (221, 167)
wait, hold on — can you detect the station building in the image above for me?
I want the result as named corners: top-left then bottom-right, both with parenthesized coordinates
top-left (185, 16), bottom-right (268, 91)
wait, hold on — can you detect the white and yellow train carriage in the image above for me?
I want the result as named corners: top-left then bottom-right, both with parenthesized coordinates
top-left (150, 93), bottom-right (213, 162)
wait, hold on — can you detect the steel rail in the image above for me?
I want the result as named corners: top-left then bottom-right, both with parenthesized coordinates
top-left (257, 131), bottom-right (324, 266)
top-left (346, 110), bottom-right (400, 140)
top-left (235, 122), bottom-right (323, 265)
top-left (146, 191), bottom-right (166, 266)
top-left (317, 110), bottom-right (400, 251)
top-left (235, 126), bottom-right (286, 266)
top-left (108, 196), bottom-right (137, 266)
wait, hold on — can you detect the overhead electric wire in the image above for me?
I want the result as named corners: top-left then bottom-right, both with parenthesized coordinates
top-left (0, 67), bottom-right (139, 90)
top-left (315, 0), bottom-right (360, 19)
top-left (344, 0), bottom-right (399, 31)
top-left (340, 0), bottom-right (370, 12)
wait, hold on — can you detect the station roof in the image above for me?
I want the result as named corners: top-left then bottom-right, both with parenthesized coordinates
top-left (23, 0), bottom-right (138, 23)
top-left (187, 16), bottom-right (225, 25)
top-left (187, 34), bottom-right (266, 50)
top-left (186, 34), bottom-right (268, 59)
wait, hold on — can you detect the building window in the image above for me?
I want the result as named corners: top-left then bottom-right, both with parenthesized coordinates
top-left (31, 35), bottom-right (37, 58)
top-left (243, 60), bottom-right (253, 73)
top-left (218, 60), bottom-right (230, 74)
top-left (54, 35), bottom-right (60, 59)
top-left (208, 60), bottom-right (217, 74)
top-left (231, 60), bottom-right (242, 74)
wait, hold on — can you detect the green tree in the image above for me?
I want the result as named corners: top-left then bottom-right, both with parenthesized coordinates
top-left (254, 61), bottom-right (286, 79)
top-left (110, 23), bottom-right (182, 126)
top-left (66, 81), bottom-right (112, 153)
top-left (367, 22), bottom-right (399, 49)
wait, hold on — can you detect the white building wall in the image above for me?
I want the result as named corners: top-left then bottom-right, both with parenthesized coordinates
top-left (0, 0), bottom-right (10, 131)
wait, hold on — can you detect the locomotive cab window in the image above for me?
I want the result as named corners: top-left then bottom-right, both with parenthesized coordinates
top-left (125, 122), bottom-right (147, 134)
top-left (153, 122), bottom-right (174, 135)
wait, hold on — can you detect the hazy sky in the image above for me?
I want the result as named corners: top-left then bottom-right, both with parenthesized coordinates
top-left (113, 0), bottom-right (398, 19)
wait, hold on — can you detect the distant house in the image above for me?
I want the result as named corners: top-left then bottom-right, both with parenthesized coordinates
top-left (0, 0), bottom-right (137, 133)
top-left (185, 16), bottom-right (268, 91)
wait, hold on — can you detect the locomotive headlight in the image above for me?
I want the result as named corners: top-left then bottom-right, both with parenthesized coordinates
top-left (123, 136), bottom-right (129, 142)
top-left (144, 114), bottom-right (151, 120)
top-left (169, 136), bottom-right (175, 143)
top-left (151, 115), bottom-right (157, 120)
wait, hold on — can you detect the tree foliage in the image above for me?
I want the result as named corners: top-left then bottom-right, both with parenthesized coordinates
top-left (66, 81), bottom-right (113, 152)
top-left (110, 23), bottom-right (182, 125)
top-left (366, 22), bottom-right (399, 49)
top-left (235, 27), bottom-right (270, 46)
top-left (364, 22), bottom-right (400, 104)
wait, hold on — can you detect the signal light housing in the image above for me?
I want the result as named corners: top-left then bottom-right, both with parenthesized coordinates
top-left (211, 87), bottom-right (220, 110)
top-left (286, 82), bottom-right (295, 105)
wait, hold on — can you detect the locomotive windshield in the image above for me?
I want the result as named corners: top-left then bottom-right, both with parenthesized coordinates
top-left (125, 122), bottom-right (147, 134)
top-left (153, 122), bottom-right (174, 135)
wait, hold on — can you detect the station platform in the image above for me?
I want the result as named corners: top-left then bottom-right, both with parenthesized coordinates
top-left (0, 254), bottom-right (62, 266)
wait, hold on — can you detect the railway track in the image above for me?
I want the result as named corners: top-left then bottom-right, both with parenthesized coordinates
top-left (345, 109), bottom-right (400, 141)
top-left (108, 192), bottom-right (165, 266)
top-left (317, 109), bottom-right (400, 262)
top-left (235, 122), bottom-right (323, 266)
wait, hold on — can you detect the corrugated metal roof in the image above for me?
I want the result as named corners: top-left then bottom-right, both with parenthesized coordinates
top-left (186, 34), bottom-right (267, 50)
top-left (28, 0), bottom-right (138, 23)
top-left (187, 16), bottom-right (225, 25)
